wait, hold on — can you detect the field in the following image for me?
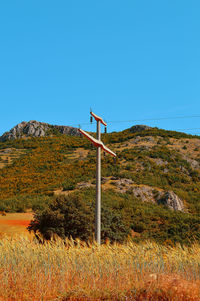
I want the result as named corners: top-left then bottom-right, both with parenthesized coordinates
top-left (0, 236), bottom-right (199, 301)
top-left (0, 213), bottom-right (33, 237)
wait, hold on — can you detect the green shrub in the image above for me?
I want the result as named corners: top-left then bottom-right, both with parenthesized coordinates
top-left (28, 193), bottom-right (130, 243)
top-left (62, 181), bottom-right (76, 191)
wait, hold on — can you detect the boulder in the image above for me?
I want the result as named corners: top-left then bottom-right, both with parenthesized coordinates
top-left (158, 191), bottom-right (184, 211)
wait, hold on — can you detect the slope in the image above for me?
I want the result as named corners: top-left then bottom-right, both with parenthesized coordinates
top-left (0, 126), bottom-right (200, 244)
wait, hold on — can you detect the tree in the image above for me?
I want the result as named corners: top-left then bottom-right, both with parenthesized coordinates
top-left (28, 193), bottom-right (130, 243)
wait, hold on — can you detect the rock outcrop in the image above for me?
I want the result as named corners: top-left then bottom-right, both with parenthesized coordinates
top-left (182, 154), bottom-right (200, 170)
top-left (71, 177), bottom-right (185, 212)
top-left (158, 191), bottom-right (185, 211)
top-left (111, 178), bottom-right (185, 212)
top-left (129, 125), bottom-right (152, 133)
top-left (0, 120), bottom-right (81, 141)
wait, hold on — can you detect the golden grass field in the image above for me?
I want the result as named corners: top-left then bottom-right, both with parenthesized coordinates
top-left (0, 235), bottom-right (199, 301)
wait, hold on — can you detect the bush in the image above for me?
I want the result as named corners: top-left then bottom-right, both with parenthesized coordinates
top-left (28, 193), bottom-right (130, 243)
top-left (62, 181), bottom-right (76, 191)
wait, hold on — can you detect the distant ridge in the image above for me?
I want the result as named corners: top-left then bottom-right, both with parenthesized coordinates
top-left (0, 120), bottom-right (81, 141)
top-left (0, 121), bottom-right (156, 142)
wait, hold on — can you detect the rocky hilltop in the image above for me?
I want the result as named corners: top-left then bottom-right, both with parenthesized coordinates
top-left (0, 120), bottom-right (81, 141)
top-left (129, 125), bottom-right (152, 133)
top-left (0, 122), bottom-right (154, 142)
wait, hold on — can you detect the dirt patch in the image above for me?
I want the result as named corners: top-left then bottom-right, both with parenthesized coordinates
top-left (0, 213), bottom-right (33, 236)
top-left (0, 220), bottom-right (31, 227)
top-left (67, 148), bottom-right (89, 160)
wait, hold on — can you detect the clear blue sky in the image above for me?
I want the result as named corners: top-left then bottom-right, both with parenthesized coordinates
top-left (0, 1), bottom-right (200, 135)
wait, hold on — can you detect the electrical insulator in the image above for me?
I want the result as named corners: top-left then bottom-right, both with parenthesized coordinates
top-left (103, 152), bottom-right (106, 157)
top-left (104, 126), bottom-right (107, 133)
top-left (90, 116), bottom-right (93, 123)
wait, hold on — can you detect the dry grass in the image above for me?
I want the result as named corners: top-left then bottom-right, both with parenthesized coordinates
top-left (114, 136), bottom-right (200, 160)
top-left (0, 236), bottom-right (199, 300)
top-left (0, 148), bottom-right (27, 169)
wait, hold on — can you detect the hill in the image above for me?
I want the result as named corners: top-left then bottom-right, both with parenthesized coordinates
top-left (0, 122), bottom-right (200, 244)
top-left (0, 120), bottom-right (80, 142)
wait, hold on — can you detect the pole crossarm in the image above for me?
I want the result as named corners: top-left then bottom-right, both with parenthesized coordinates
top-left (79, 128), bottom-right (116, 157)
top-left (90, 112), bottom-right (107, 126)
top-left (102, 144), bottom-right (116, 157)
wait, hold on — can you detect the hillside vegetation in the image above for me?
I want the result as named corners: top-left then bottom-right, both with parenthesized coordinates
top-left (0, 126), bottom-right (200, 244)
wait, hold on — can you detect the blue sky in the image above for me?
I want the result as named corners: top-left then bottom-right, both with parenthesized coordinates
top-left (0, 1), bottom-right (200, 135)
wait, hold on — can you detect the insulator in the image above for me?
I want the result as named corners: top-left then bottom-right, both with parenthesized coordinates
top-left (104, 126), bottom-right (107, 133)
top-left (90, 116), bottom-right (93, 123)
top-left (103, 152), bottom-right (106, 157)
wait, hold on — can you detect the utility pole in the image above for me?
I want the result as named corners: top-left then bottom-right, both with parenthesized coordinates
top-left (96, 118), bottom-right (101, 244)
top-left (79, 111), bottom-right (116, 244)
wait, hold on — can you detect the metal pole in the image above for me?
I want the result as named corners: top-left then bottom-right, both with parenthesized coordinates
top-left (95, 120), bottom-right (101, 244)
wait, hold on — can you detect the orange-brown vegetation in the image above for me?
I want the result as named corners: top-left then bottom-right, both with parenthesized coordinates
top-left (0, 148), bottom-right (27, 169)
top-left (0, 136), bottom-right (94, 199)
top-left (0, 237), bottom-right (199, 300)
